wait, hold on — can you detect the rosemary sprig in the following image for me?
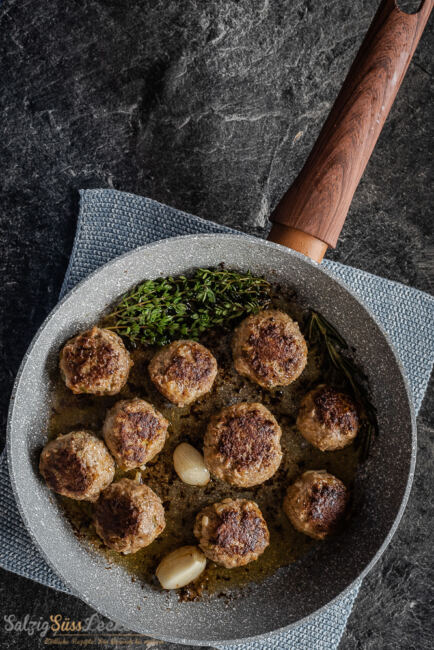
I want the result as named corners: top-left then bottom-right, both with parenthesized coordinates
top-left (307, 311), bottom-right (378, 461)
top-left (104, 267), bottom-right (272, 347)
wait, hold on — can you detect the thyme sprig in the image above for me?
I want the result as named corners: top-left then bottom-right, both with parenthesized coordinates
top-left (104, 268), bottom-right (272, 347)
top-left (307, 311), bottom-right (378, 461)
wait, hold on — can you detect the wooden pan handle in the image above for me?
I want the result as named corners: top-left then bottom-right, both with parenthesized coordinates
top-left (268, 0), bottom-right (432, 262)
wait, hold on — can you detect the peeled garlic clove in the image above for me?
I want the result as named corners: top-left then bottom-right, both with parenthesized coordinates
top-left (156, 545), bottom-right (206, 590)
top-left (173, 442), bottom-right (210, 486)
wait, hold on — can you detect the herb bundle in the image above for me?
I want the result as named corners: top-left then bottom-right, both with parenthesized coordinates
top-left (104, 268), bottom-right (271, 346)
top-left (307, 311), bottom-right (378, 461)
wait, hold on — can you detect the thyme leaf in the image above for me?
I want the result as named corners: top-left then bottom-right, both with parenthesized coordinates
top-left (306, 311), bottom-right (378, 461)
top-left (104, 267), bottom-right (272, 347)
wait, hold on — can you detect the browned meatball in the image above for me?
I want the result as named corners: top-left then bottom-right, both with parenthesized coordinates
top-left (148, 340), bottom-right (217, 407)
top-left (39, 430), bottom-right (115, 502)
top-left (59, 326), bottom-right (132, 395)
top-left (193, 498), bottom-right (269, 568)
top-left (94, 478), bottom-right (165, 554)
top-left (103, 398), bottom-right (169, 470)
top-left (297, 385), bottom-right (359, 451)
top-left (283, 470), bottom-right (349, 540)
top-left (232, 310), bottom-right (307, 389)
top-left (203, 402), bottom-right (282, 487)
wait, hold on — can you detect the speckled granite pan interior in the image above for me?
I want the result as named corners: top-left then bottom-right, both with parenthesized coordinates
top-left (7, 235), bottom-right (416, 645)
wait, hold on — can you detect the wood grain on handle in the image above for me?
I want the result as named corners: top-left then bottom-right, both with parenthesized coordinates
top-left (269, 0), bottom-right (432, 259)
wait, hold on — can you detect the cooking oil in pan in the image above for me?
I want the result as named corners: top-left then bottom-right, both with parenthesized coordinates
top-left (49, 297), bottom-right (361, 599)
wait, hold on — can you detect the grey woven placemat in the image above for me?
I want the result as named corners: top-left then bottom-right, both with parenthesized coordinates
top-left (1, 189), bottom-right (433, 650)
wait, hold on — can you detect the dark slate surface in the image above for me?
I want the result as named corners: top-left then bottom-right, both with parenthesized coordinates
top-left (0, 0), bottom-right (432, 648)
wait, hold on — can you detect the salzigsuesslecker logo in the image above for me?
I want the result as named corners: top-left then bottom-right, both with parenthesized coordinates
top-left (3, 613), bottom-right (130, 638)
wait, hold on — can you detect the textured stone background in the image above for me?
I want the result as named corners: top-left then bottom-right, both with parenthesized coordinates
top-left (0, 0), bottom-right (432, 648)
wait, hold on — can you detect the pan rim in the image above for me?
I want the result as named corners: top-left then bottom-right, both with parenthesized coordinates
top-left (6, 233), bottom-right (417, 645)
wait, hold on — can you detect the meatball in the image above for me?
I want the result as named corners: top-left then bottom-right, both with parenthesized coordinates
top-left (297, 384), bottom-right (359, 451)
top-left (39, 430), bottom-right (115, 502)
top-left (94, 478), bottom-right (165, 554)
top-left (148, 340), bottom-right (217, 407)
top-left (103, 398), bottom-right (169, 470)
top-left (232, 310), bottom-right (307, 389)
top-left (203, 402), bottom-right (282, 487)
top-left (193, 498), bottom-right (269, 568)
top-left (283, 470), bottom-right (349, 540)
top-left (59, 326), bottom-right (132, 395)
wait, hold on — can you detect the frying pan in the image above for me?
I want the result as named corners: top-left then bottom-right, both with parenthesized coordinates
top-left (7, 0), bottom-right (432, 645)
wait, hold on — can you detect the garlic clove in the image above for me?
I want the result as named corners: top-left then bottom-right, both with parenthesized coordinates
top-left (173, 442), bottom-right (210, 486)
top-left (156, 545), bottom-right (206, 590)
